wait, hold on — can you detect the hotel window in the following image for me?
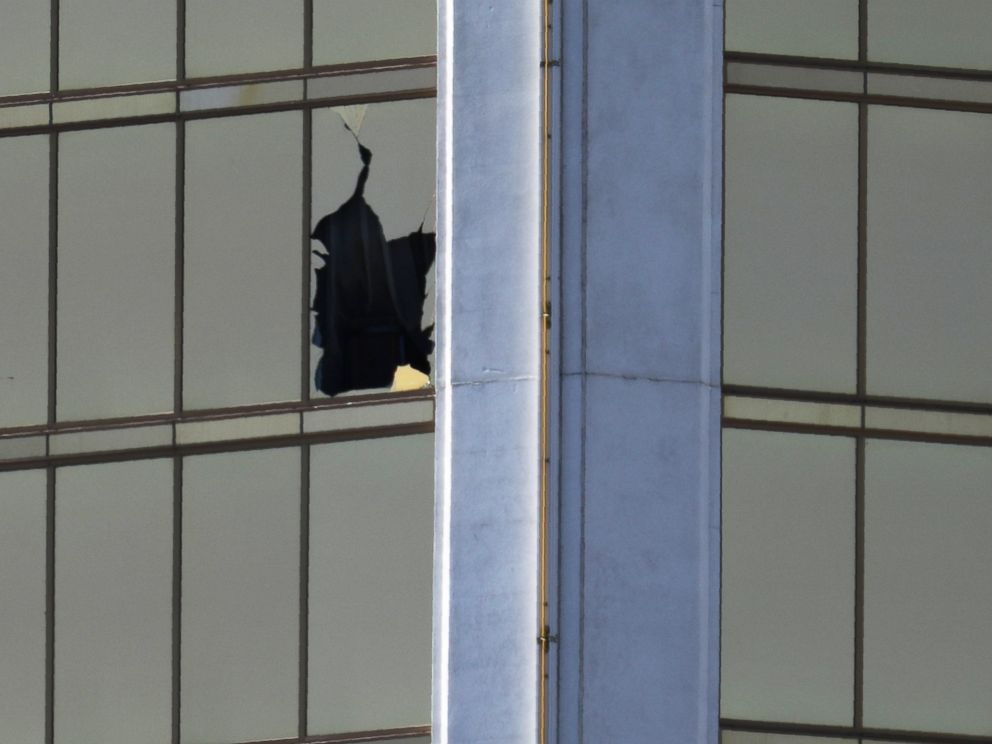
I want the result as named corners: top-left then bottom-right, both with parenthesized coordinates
top-left (721, 1), bottom-right (992, 742)
top-left (0, 3), bottom-right (436, 743)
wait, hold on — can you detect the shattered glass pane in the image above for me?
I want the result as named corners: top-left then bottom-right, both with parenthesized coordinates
top-left (310, 99), bottom-right (436, 397)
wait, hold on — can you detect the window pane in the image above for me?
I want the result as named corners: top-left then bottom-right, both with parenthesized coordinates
top-left (58, 124), bottom-right (175, 422)
top-left (0, 470), bottom-right (46, 743)
top-left (722, 429), bottom-right (855, 725)
top-left (0, 0), bottom-right (49, 96)
top-left (309, 433), bottom-right (433, 734)
top-left (0, 135), bottom-right (48, 429)
top-left (185, 0), bottom-right (304, 78)
top-left (55, 459), bottom-right (172, 744)
top-left (313, 0), bottom-right (436, 66)
top-left (181, 448), bottom-right (299, 744)
top-left (725, 0), bottom-right (859, 59)
top-left (310, 99), bottom-right (436, 398)
top-left (724, 95), bottom-right (858, 392)
top-left (864, 439), bottom-right (992, 735)
top-left (59, 0), bottom-right (176, 89)
top-left (184, 111), bottom-right (303, 410)
top-left (867, 106), bottom-right (992, 402)
top-left (868, 0), bottom-right (992, 71)
top-left (721, 733), bottom-right (850, 744)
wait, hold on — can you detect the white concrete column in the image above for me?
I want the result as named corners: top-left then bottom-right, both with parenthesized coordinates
top-left (555, 1), bottom-right (723, 742)
top-left (433, 2), bottom-right (543, 743)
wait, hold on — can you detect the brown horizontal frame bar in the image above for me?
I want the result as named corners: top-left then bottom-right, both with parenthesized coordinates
top-left (721, 717), bottom-right (992, 743)
top-left (725, 51), bottom-right (992, 83)
top-left (0, 57), bottom-right (437, 108)
top-left (722, 385), bottom-right (992, 417)
top-left (722, 417), bottom-right (992, 448)
top-left (0, 420), bottom-right (435, 473)
top-left (218, 725), bottom-right (431, 744)
top-left (0, 87), bottom-right (437, 139)
top-left (0, 388), bottom-right (435, 439)
top-left (724, 83), bottom-right (992, 116)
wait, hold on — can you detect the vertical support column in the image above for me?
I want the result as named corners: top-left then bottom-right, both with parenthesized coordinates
top-left (555, 1), bottom-right (723, 742)
top-left (434, 1), bottom-right (543, 743)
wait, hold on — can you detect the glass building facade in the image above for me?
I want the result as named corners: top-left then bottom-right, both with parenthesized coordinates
top-left (722, 1), bottom-right (992, 742)
top-left (0, 2), bottom-right (436, 743)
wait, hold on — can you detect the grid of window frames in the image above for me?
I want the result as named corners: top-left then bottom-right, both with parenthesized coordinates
top-left (722, 2), bottom-right (992, 744)
top-left (0, 2), bottom-right (436, 743)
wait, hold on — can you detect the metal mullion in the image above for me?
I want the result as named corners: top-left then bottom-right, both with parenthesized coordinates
top-left (45, 466), bottom-right (55, 744)
top-left (175, 119), bottom-right (186, 416)
top-left (302, 107), bottom-right (313, 402)
top-left (172, 456), bottom-right (183, 744)
top-left (858, 0), bottom-right (868, 65)
top-left (854, 432), bottom-right (865, 728)
top-left (857, 102), bottom-right (868, 398)
top-left (50, 0), bottom-right (59, 93)
top-left (304, 0), bottom-right (314, 72)
top-left (177, 0), bottom-right (186, 83)
top-left (298, 444), bottom-right (310, 738)
top-left (48, 132), bottom-right (58, 425)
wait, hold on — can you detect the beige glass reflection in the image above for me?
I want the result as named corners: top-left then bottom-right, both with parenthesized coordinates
top-left (0, 0), bottom-right (49, 96)
top-left (310, 99), bottom-right (437, 398)
top-left (868, 0), bottom-right (992, 71)
top-left (0, 470), bottom-right (46, 743)
top-left (864, 439), bottom-right (992, 735)
top-left (181, 448), bottom-right (299, 744)
top-left (58, 124), bottom-right (175, 422)
top-left (309, 434), bottom-right (433, 734)
top-left (184, 111), bottom-right (303, 410)
top-left (725, 0), bottom-right (859, 59)
top-left (55, 459), bottom-right (172, 744)
top-left (0, 135), bottom-right (48, 429)
top-left (185, 0), bottom-right (304, 78)
top-left (313, 0), bottom-right (436, 66)
top-left (867, 106), bottom-right (992, 402)
top-left (724, 95), bottom-right (858, 392)
top-left (722, 429), bottom-right (855, 724)
top-left (59, 0), bottom-right (175, 89)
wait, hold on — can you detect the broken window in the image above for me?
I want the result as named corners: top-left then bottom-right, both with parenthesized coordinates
top-left (310, 102), bottom-right (436, 397)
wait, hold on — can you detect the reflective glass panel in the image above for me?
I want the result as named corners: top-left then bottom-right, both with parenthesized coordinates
top-left (54, 459), bottom-right (172, 744)
top-left (724, 95), bottom-right (858, 392)
top-left (868, 0), bottom-right (992, 71)
top-left (864, 439), bottom-right (992, 735)
top-left (721, 734), bottom-right (850, 744)
top-left (722, 429), bottom-right (855, 724)
top-left (310, 99), bottom-right (436, 398)
top-left (59, 0), bottom-right (176, 89)
top-left (0, 0), bottom-right (50, 96)
top-left (58, 124), bottom-right (175, 421)
top-left (185, 0), bottom-right (304, 77)
top-left (184, 111), bottom-right (303, 410)
top-left (867, 106), bottom-right (992, 402)
top-left (0, 469), bottom-right (46, 743)
top-left (313, 0), bottom-right (436, 66)
top-left (0, 135), bottom-right (48, 429)
top-left (181, 448), bottom-right (299, 744)
top-left (309, 433), bottom-right (433, 733)
top-left (725, 0), bottom-right (859, 59)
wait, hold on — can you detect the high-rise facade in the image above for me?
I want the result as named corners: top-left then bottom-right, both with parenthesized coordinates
top-left (0, 2), bottom-right (436, 743)
top-left (2, 2), bottom-right (991, 744)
